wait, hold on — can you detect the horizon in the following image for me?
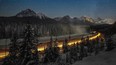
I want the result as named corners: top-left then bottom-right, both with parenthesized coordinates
top-left (0, 0), bottom-right (116, 19)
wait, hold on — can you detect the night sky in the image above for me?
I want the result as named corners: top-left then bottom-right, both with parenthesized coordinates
top-left (0, 0), bottom-right (116, 19)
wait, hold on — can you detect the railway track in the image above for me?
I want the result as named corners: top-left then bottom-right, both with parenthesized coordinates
top-left (0, 32), bottom-right (102, 60)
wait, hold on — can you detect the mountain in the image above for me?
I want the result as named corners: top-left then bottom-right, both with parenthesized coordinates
top-left (16, 9), bottom-right (37, 17)
top-left (80, 16), bottom-right (94, 23)
top-left (95, 18), bottom-right (115, 24)
top-left (37, 13), bottom-right (47, 19)
top-left (1, 9), bottom-right (87, 38)
top-left (54, 15), bottom-right (72, 22)
top-left (16, 9), bottom-right (47, 19)
top-left (54, 17), bottom-right (62, 21)
top-left (55, 15), bottom-right (115, 25)
top-left (54, 15), bottom-right (94, 25)
top-left (0, 9), bottom-right (61, 38)
top-left (56, 15), bottom-right (73, 23)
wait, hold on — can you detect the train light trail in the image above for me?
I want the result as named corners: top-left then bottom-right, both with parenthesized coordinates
top-left (0, 33), bottom-right (102, 59)
top-left (89, 33), bottom-right (101, 40)
top-left (0, 52), bottom-right (9, 59)
top-left (57, 44), bottom-right (63, 48)
top-left (37, 47), bottom-right (45, 52)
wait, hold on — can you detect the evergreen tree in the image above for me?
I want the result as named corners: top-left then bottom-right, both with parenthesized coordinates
top-left (2, 34), bottom-right (19, 65)
top-left (63, 39), bottom-right (68, 53)
top-left (19, 24), bottom-right (39, 65)
top-left (43, 36), bottom-right (59, 63)
top-left (9, 34), bottom-right (19, 57)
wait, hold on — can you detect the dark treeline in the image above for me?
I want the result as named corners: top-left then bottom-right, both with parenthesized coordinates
top-left (90, 22), bottom-right (116, 37)
top-left (0, 16), bottom-right (76, 39)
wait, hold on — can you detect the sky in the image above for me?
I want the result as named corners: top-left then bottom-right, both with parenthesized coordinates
top-left (0, 0), bottom-right (116, 19)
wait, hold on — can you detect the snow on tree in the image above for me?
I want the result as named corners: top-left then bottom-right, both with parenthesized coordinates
top-left (2, 34), bottom-right (19, 65)
top-left (63, 39), bottom-right (68, 53)
top-left (9, 34), bottom-right (19, 57)
top-left (43, 36), bottom-right (59, 63)
top-left (18, 24), bottom-right (39, 65)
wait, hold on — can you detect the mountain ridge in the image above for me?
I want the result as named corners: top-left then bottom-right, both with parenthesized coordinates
top-left (15, 9), bottom-right (48, 19)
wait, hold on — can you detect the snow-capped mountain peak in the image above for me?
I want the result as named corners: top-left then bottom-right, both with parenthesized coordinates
top-left (36, 12), bottom-right (47, 19)
top-left (15, 9), bottom-right (48, 19)
top-left (80, 16), bottom-right (94, 23)
top-left (95, 18), bottom-right (115, 24)
top-left (16, 9), bottom-right (37, 17)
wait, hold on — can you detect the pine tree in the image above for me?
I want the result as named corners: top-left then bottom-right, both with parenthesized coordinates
top-left (43, 36), bottom-right (59, 63)
top-left (63, 39), bottom-right (68, 53)
top-left (19, 24), bottom-right (39, 65)
top-left (9, 34), bottom-right (19, 57)
top-left (2, 34), bottom-right (19, 65)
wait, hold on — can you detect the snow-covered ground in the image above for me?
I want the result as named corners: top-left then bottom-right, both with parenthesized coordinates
top-left (1, 34), bottom-right (116, 65)
top-left (73, 34), bottom-right (116, 65)
top-left (73, 48), bottom-right (116, 65)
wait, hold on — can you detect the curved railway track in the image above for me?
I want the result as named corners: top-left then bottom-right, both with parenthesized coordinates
top-left (0, 32), bottom-right (102, 59)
